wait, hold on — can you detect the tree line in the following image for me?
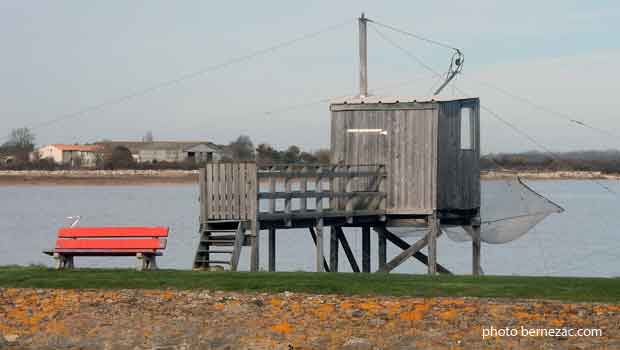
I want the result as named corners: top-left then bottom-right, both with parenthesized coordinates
top-left (4, 127), bottom-right (620, 173)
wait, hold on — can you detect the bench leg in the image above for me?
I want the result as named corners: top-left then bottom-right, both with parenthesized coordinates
top-left (147, 255), bottom-right (158, 270)
top-left (136, 254), bottom-right (158, 271)
top-left (54, 254), bottom-right (74, 270)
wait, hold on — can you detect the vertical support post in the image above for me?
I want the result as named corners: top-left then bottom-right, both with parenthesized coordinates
top-left (300, 166), bottom-right (307, 213)
top-left (362, 225), bottom-right (371, 273)
top-left (284, 165), bottom-right (292, 227)
top-left (472, 220), bottom-right (482, 276)
top-left (268, 227), bottom-right (276, 272)
top-left (377, 227), bottom-right (387, 271)
top-left (358, 13), bottom-right (368, 97)
top-left (268, 166), bottom-right (276, 214)
top-left (428, 212), bottom-right (439, 275)
top-left (315, 165), bottom-right (323, 213)
top-left (250, 220), bottom-right (260, 272)
top-left (315, 219), bottom-right (325, 272)
top-left (330, 226), bottom-right (339, 272)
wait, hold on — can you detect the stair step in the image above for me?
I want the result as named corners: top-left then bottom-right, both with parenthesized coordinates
top-left (201, 240), bottom-right (235, 245)
top-left (205, 229), bottom-right (238, 233)
top-left (195, 260), bottom-right (231, 264)
top-left (205, 234), bottom-right (237, 240)
top-left (207, 220), bottom-right (243, 223)
top-left (197, 250), bottom-right (233, 254)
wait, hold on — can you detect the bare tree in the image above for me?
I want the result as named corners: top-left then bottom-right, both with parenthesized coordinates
top-left (5, 127), bottom-right (35, 150)
top-left (2, 127), bottom-right (35, 162)
top-left (229, 135), bottom-right (254, 160)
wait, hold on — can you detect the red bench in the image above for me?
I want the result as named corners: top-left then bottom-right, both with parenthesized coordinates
top-left (43, 227), bottom-right (169, 270)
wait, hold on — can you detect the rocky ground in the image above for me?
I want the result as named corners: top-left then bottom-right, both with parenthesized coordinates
top-left (0, 288), bottom-right (618, 349)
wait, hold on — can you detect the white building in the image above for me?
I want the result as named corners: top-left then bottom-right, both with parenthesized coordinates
top-left (37, 144), bottom-right (102, 168)
top-left (99, 141), bottom-right (224, 163)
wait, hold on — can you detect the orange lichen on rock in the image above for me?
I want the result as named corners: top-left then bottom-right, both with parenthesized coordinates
top-left (271, 322), bottom-right (293, 334)
top-left (1, 288), bottom-right (618, 350)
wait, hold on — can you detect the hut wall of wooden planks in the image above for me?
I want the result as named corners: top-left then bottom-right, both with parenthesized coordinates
top-left (330, 96), bottom-right (480, 215)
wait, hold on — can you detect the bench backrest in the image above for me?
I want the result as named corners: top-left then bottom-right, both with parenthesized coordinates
top-left (55, 226), bottom-right (169, 251)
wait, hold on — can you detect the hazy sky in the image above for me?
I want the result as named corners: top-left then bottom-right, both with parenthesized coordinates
top-left (1, 1), bottom-right (619, 153)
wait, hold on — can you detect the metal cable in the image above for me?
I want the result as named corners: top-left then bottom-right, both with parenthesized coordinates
top-left (2, 18), bottom-right (355, 143)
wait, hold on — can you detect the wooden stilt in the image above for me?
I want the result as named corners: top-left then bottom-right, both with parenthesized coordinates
top-left (472, 223), bottom-right (481, 276)
top-left (330, 226), bottom-right (339, 272)
top-left (377, 228), bottom-right (387, 271)
top-left (309, 227), bottom-right (330, 272)
top-left (268, 227), bottom-right (276, 272)
top-left (374, 226), bottom-right (452, 274)
top-left (250, 220), bottom-right (259, 272)
top-left (315, 219), bottom-right (325, 272)
top-left (362, 225), bottom-right (371, 272)
top-left (335, 226), bottom-right (360, 273)
top-left (428, 212), bottom-right (439, 275)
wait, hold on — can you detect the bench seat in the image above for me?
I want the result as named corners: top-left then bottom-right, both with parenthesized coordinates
top-left (43, 226), bottom-right (169, 270)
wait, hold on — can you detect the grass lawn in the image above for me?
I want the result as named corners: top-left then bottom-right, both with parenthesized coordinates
top-left (0, 266), bottom-right (619, 303)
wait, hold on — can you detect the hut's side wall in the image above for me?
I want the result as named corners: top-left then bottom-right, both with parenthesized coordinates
top-left (436, 98), bottom-right (481, 210)
top-left (330, 103), bottom-right (438, 214)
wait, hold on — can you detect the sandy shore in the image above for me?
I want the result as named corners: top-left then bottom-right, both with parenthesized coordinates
top-left (0, 170), bottom-right (198, 186)
top-left (0, 169), bottom-right (618, 186)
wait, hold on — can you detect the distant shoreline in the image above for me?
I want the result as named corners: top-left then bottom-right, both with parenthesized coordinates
top-left (0, 169), bottom-right (619, 186)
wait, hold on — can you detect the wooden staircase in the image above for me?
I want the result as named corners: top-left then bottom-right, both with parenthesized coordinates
top-left (193, 220), bottom-right (248, 271)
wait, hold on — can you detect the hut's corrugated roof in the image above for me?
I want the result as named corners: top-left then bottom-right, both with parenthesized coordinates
top-left (330, 95), bottom-right (478, 104)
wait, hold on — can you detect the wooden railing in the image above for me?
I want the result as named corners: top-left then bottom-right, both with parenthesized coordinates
top-left (199, 162), bottom-right (258, 222)
top-left (200, 162), bottom-right (387, 224)
top-left (256, 164), bottom-right (387, 222)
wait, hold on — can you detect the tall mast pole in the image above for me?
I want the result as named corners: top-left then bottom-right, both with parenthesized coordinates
top-left (358, 13), bottom-right (368, 97)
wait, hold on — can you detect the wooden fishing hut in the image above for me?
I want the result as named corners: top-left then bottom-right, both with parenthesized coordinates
top-left (193, 14), bottom-right (482, 275)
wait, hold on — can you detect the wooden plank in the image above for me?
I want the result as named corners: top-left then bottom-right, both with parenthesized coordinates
top-left (208, 163), bottom-right (215, 219)
top-left (379, 233), bottom-right (429, 273)
top-left (309, 224), bottom-right (328, 272)
top-left (218, 164), bottom-right (225, 219)
top-left (257, 170), bottom-right (387, 179)
top-left (224, 163), bottom-right (231, 218)
top-left (428, 212), bottom-right (438, 275)
top-left (374, 226), bottom-right (451, 274)
top-left (257, 209), bottom-right (386, 221)
top-left (239, 163), bottom-right (247, 220)
top-left (329, 226), bottom-right (338, 272)
top-left (362, 225), bottom-right (371, 273)
top-left (230, 221), bottom-right (244, 271)
top-left (248, 162), bottom-right (258, 224)
top-left (258, 191), bottom-right (385, 199)
top-left (300, 168), bottom-right (308, 212)
top-left (330, 103), bottom-right (437, 112)
top-left (335, 226), bottom-right (360, 273)
top-left (268, 166), bottom-right (276, 214)
top-left (199, 168), bottom-right (206, 224)
top-left (58, 227), bottom-right (169, 238)
top-left (250, 219), bottom-right (259, 272)
top-left (284, 166), bottom-right (292, 226)
top-left (231, 162), bottom-right (239, 219)
top-left (464, 223), bottom-right (482, 276)
top-left (268, 227), bottom-right (276, 272)
top-left (377, 228), bottom-right (386, 271)
top-left (315, 166), bottom-right (323, 213)
top-left (55, 238), bottom-right (164, 250)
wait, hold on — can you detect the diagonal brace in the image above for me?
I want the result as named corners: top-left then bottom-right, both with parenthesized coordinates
top-left (374, 226), bottom-right (452, 274)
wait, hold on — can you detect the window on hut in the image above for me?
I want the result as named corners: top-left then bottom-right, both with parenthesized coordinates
top-left (460, 107), bottom-right (474, 150)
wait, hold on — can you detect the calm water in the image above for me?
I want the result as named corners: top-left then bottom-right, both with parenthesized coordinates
top-left (0, 181), bottom-right (618, 277)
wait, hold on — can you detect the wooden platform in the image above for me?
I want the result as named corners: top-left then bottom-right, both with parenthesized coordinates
top-left (197, 162), bottom-right (481, 275)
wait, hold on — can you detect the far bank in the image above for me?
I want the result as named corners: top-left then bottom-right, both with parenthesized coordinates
top-left (1, 169), bottom-right (619, 186)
